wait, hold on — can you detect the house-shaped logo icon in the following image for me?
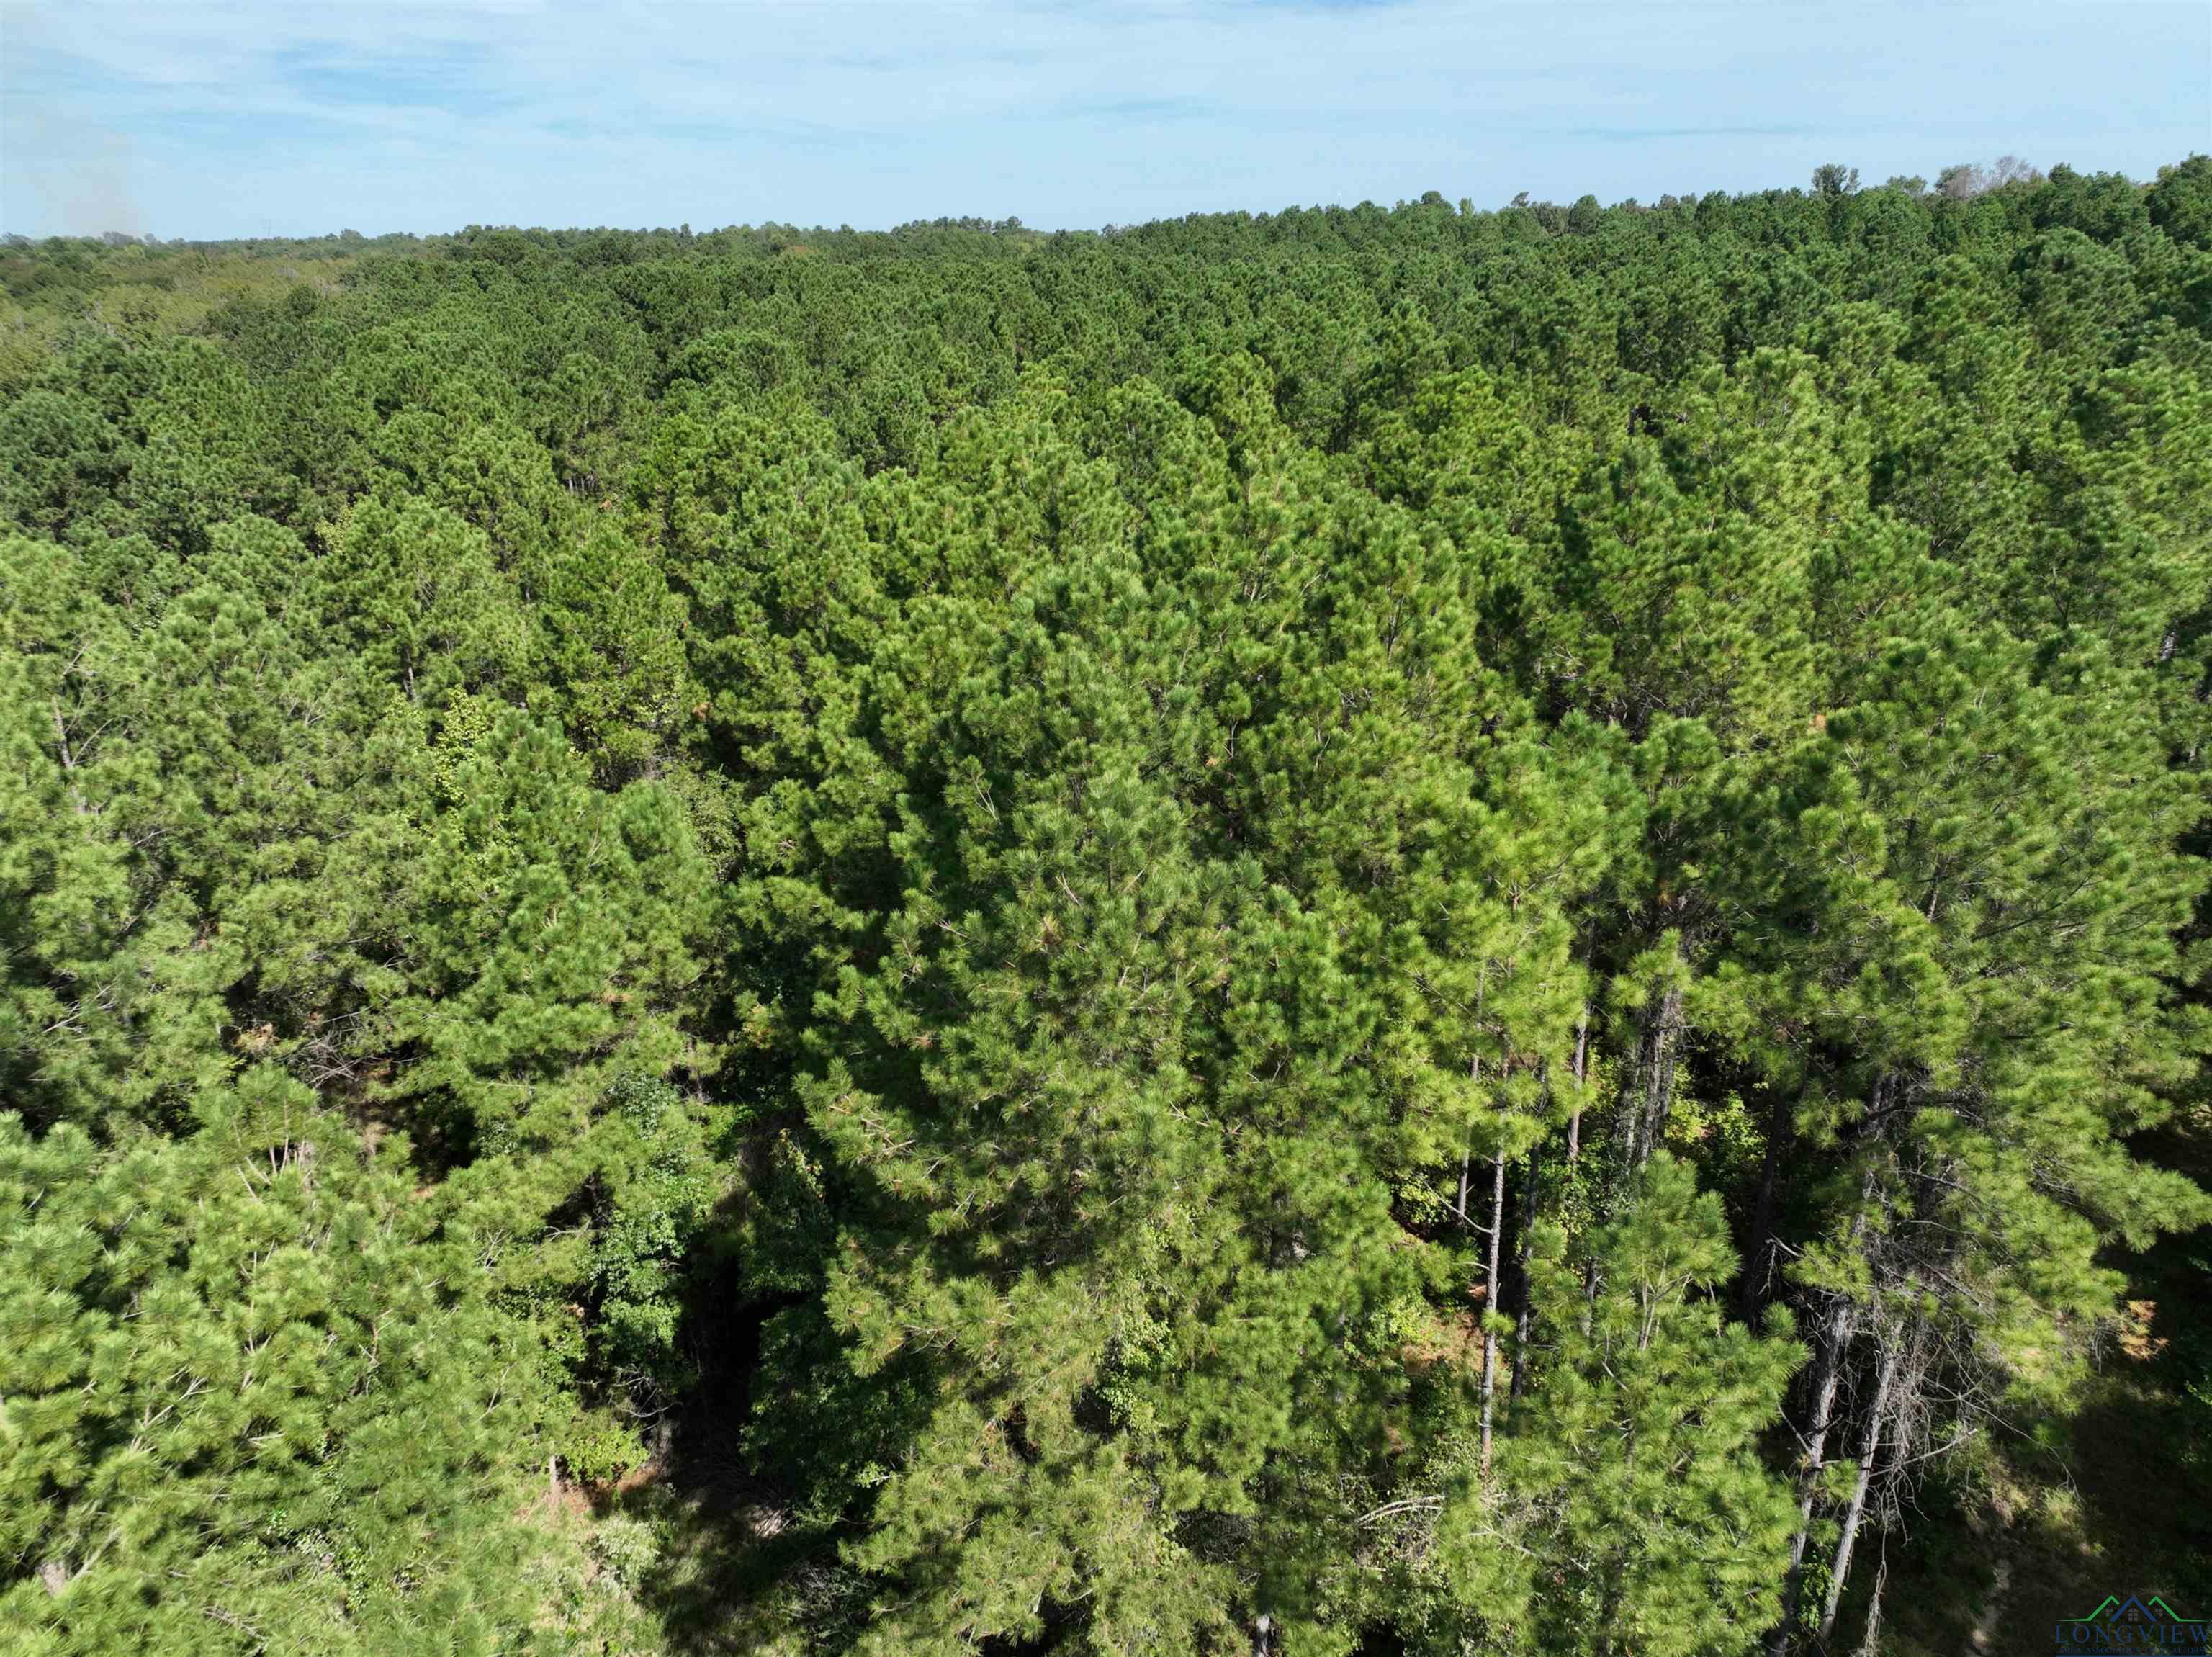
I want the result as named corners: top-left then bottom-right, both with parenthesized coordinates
top-left (2055, 1595), bottom-right (2209, 1653)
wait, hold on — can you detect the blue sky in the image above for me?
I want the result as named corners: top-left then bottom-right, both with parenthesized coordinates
top-left (3, 1), bottom-right (2207, 238)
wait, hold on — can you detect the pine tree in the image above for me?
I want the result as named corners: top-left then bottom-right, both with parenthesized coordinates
top-left (1433, 1157), bottom-right (1802, 1657)
top-left (0, 1070), bottom-right (567, 1653)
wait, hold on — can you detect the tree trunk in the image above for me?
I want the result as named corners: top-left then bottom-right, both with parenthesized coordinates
top-left (1479, 1148), bottom-right (1506, 1478)
top-left (1640, 982), bottom-right (1683, 1164)
top-left (1769, 1296), bottom-right (1854, 1657)
top-left (1595, 1567), bottom-right (1626, 1657)
top-left (1511, 1142), bottom-right (1542, 1402)
top-left (1738, 1091), bottom-right (1791, 1321)
top-left (1568, 1009), bottom-right (1588, 1161)
top-left (1455, 1054), bottom-right (1480, 1223)
top-left (1820, 1330), bottom-right (1902, 1643)
top-left (1617, 982), bottom-right (1683, 1171)
top-left (1856, 1556), bottom-right (1887, 1657)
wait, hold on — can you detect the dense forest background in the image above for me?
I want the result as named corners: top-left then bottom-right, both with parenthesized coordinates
top-left (6, 158), bottom-right (2212, 1656)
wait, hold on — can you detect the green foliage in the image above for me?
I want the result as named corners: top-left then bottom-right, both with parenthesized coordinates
top-left (0, 1072), bottom-right (559, 1654)
top-left (1, 161), bottom-right (2208, 1656)
top-left (1437, 1158), bottom-right (1802, 1657)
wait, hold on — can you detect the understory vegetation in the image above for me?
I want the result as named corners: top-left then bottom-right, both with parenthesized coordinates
top-left (5, 158), bottom-right (2212, 1654)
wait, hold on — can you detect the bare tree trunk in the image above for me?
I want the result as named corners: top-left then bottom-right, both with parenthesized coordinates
top-left (1511, 1141), bottom-right (1542, 1403)
top-left (1616, 982), bottom-right (1683, 1171)
top-left (1739, 1092), bottom-right (1791, 1321)
top-left (1480, 1148), bottom-right (1506, 1478)
top-left (1820, 1331), bottom-right (1902, 1643)
top-left (1594, 1569), bottom-right (1625, 1657)
top-left (1455, 1054), bottom-right (1480, 1222)
top-left (1855, 1555), bottom-right (1887, 1657)
top-left (1640, 981), bottom-right (1683, 1164)
top-left (1770, 1296), bottom-right (1854, 1657)
top-left (1568, 1010), bottom-right (1588, 1162)
top-left (1614, 1021), bottom-right (1640, 1169)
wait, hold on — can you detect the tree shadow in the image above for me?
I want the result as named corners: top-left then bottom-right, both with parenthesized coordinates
top-left (595, 1275), bottom-right (864, 1654)
top-left (1879, 1134), bottom-right (2212, 1655)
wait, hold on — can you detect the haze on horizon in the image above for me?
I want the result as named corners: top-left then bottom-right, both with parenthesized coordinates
top-left (3, 0), bottom-right (2208, 241)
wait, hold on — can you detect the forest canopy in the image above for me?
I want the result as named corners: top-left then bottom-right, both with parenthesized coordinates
top-left (5, 157), bottom-right (2212, 1656)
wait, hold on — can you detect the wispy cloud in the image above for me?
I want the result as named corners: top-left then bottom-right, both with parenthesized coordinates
top-left (1563, 124), bottom-right (1817, 143)
top-left (1066, 96), bottom-right (1218, 121)
top-left (271, 40), bottom-right (511, 111)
